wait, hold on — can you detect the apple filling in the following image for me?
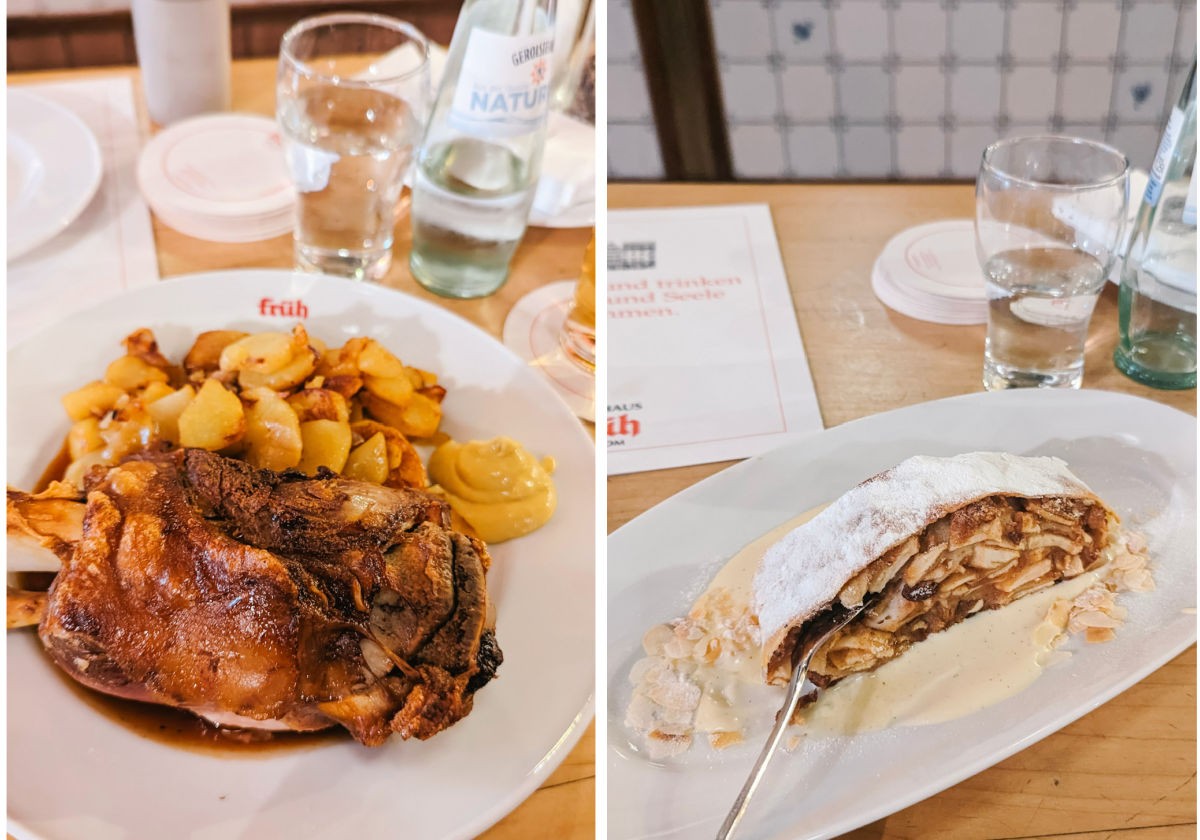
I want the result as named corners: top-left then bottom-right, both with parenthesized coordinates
top-left (779, 495), bottom-right (1113, 686)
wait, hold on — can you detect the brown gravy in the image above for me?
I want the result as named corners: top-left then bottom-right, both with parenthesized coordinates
top-left (49, 665), bottom-right (350, 756)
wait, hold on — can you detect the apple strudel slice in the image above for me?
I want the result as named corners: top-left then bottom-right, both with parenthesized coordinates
top-left (755, 452), bottom-right (1116, 686)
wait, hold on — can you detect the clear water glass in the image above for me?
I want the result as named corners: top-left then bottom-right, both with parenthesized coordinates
top-left (976, 136), bottom-right (1129, 390)
top-left (278, 14), bottom-right (429, 281)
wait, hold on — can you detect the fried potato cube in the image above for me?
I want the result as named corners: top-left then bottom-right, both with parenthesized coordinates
top-left (238, 346), bottom-right (317, 391)
top-left (145, 385), bottom-right (196, 445)
top-left (62, 381), bottom-right (126, 422)
top-left (178, 380), bottom-right (244, 450)
top-left (322, 374), bottom-right (364, 401)
top-left (287, 388), bottom-right (350, 424)
top-left (105, 354), bottom-right (171, 391)
top-left (242, 387), bottom-right (303, 471)
top-left (314, 345), bottom-right (361, 380)
top-left (67, 418), bottom-right (104, 460)
top-left (362, 373), bottom-right (414, 407)
top-left (100, 405), bottom-right (156, 461)
top-left (296, 419), bottom-right (351, 475)
top-left (184, 330), bottom-right (249, 376)
top-left (406, 367), bottom-right (439, 389)
top-left (418, 384), bottom-right (447, 405)
top-left (219, 331), bottom-right (296, 374)
top-left (359, 390), bottom-right (442, 440)
top-left (350, 420), bottom-right (427, 488)
top-left (343, 433), bottom-right (389, 484)
top-left (138, 381), bottom-right (176, 404)
top-left (121, 328), bottom-right (173, 372)
top-left (357, 339), bottom-right (407, 379)
top-left (64, 451), bottom-right (112, 488)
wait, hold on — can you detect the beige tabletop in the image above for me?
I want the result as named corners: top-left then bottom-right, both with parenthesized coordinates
top-left (608, 182), bottom-right (1196, 839)
top-left (9, 58), bottom-right (594, 840)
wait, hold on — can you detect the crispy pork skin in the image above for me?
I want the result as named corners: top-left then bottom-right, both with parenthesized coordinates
top-left (36, 449), bottom-right (501, 746)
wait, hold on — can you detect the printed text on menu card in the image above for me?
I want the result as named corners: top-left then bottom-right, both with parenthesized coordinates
top-left (607, 204), bottom-right (823, 475)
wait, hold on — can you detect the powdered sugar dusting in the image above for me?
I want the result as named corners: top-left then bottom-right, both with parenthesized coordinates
top-left (752, 452), bottom-right (1098, 664)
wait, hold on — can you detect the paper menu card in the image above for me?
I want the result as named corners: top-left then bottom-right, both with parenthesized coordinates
top-left (8, 77), bottom-right (161, 349)
top-left (607, 204), bottom-right (823, 475)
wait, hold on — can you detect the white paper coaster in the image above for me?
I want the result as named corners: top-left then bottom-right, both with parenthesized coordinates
top-left (871, 257), bottom-right (988, 325)
top-left (877, 219), bottom-right (987, 302)
top-left (138, 113), bottom-right (294, 241)
top-left (502, 280), bottom-right (595, 422)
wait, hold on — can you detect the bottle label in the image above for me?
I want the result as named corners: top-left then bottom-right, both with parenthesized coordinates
top-left (1145, 106), bottom-right (1185, 207)
top-left (449, 29), bottom-right (554, 138)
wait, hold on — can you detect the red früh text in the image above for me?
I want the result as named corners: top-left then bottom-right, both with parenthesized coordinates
top-left (607, 414), bottom-right (641, 437)
top-left (259, 298), bottom-right (309, 319)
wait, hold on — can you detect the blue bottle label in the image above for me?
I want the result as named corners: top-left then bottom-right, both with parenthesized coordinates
top-left (1145, 106), bottom-right (1185, 207)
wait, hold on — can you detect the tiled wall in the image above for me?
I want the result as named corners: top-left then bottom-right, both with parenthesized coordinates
top-left (608, 0), bottom-right (1196, 180)
top-left (609, 0), bottom-right (666, 178)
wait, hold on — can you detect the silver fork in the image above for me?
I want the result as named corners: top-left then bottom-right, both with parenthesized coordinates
top-left (715, 598), bottom-right (874, 840)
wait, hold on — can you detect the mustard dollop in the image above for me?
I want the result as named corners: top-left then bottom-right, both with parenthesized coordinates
top-left (428, 437), bottom-right (557, 543)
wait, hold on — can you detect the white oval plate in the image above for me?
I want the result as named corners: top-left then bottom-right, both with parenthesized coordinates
top-left (7, 270), bottom-right (595, 840)
top-left (608, 389), bottom-right (1195, 840)
top-left (7, 90), bottom-right (103, 262)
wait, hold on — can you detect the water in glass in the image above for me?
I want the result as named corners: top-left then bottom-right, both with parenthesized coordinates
top-left (983, 247), bottom-right (1107, 390)
top-left (279, 83), bottom-right (420, 281)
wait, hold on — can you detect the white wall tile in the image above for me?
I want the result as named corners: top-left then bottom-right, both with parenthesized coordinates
top-left (1113, 66), bottom-right (1169, 121)
top-left (893, 2), bottom-right (948, 62)
top-left (1004, 66), bottom-right (1058, 124)
top-left (1002, 123), bottom-right (1050, 140)
top-left (730, 124), bottom-right (788, 177)
top-left (952, 3), bottom-right (1005, 63)
top-left (608, 0), bottom-right (642, 65)
top-left (607, 125), bottom-right (665, 179)
top-left (842, 126), bottom-right (892, 176)
top-left (1065, 1), bottom-right (1122, 62)
top-left (951, 66), bottom-right (1002, 122)
top-left (721, 65), bottom-right (781, 122)
top-left (711, 0), bottom-right (775, 60)
top-left (787, 126), bottom-right (841, 177)
top-left (834, 0), bottom-right (890, 61)
top-left (839, 65), bottom-right (890, 121)
top-left (894, 66), bottom-right (944, 122)
top-left (1058, 122), bottom-right (1108, 143)
top-left (1177, 2), bottom-right (1197, 62)
top-left (1007, 3), bottom-right (1063, 64)
top-left (1109, 123), bottom-right (1165, 171)
top-left (780, 64), bottom-right (838, 120)
top-left (1121, 2), bottom-right (1181, 63)
top-left (896, 125), bottom-right (946, 176)
top-left (609, 64), bottom-right (655, 121)
top-left (773, 0), bottom-right (831, 62)
top-left (1059, 64), bottom-right (1115, 122)
top-left (949, 125), bottom-right (996, 178)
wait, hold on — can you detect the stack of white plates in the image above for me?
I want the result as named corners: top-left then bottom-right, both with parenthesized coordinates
top-left (137, 114), bottom-right (294, 243)
top-left (870, 219), bottom-right (988, 325)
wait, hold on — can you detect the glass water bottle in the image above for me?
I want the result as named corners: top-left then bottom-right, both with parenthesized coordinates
top-left (409, 0), bottom-right (556, 299)
top-left (1114, 62), bottom-right (1197, 389)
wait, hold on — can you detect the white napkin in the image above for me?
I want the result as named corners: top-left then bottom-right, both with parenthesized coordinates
top-left (531, 112), bottom-right (595, 222)
top-left (8, 78), bottom-right (160, 349)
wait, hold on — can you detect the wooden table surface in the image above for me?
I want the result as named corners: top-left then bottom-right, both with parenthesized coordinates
top-left (9, 59), bottom-right (594, 840)
top-left (608, 182), bottom-right (1196, 840)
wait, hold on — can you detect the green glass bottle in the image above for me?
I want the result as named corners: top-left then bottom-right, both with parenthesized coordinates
top-left (1114, 62), bottom-right (1197, 389)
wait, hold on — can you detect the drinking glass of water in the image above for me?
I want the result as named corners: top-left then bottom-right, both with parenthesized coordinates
top-left (278, 14), bottom-right (429, 281)
top-left (976, 136), bottom-right (1129, 390)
